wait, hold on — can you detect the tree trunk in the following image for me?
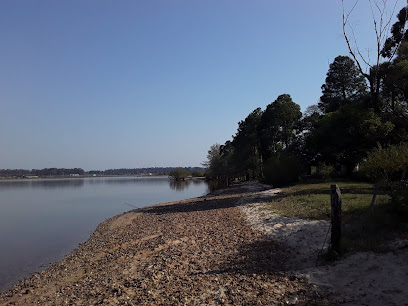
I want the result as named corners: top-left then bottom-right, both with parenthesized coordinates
top-left (370, 181), bottom-right (380, 211)
top-left (330, 185), bottom-right (342, 254)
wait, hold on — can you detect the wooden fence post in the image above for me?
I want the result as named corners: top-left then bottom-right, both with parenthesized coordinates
top-left (330, 184), bottom-right (342, 254)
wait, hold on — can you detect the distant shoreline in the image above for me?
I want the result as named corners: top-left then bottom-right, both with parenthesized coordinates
top-left (0, 174), bottom-right (207, 181)
top-left (0, 174), bottom-right (166, 180)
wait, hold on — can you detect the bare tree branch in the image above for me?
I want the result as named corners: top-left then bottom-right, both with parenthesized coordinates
top-left (343, 0), bottom-right (401, 69)
top-left (342, 0), bottom-right (403, 111)
top-left (342, 0), bottom-right (370, 78)
top-left (351, 26), bottom-right (373, 68)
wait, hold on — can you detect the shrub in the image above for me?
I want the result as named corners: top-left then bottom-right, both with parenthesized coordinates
top-left (169, 168), bottom-right (189, 180)
top-left (191, 170), bottom-right (205, 177)
top-left (388, 180), bottom-right (408, 213)
top-left (360, 143), bottom-right (408, 182)
top-left (263, 153), bottom-right (303, 187)
top-left (318, 163), bottom-right (335, 180)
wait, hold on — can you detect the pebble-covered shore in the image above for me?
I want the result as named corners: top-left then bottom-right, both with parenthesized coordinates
top-left (0, 184), bottom-right (332, 305)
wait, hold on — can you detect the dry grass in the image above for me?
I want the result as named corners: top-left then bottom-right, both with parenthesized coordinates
top-left (261, 180), bottom-right (408, 252)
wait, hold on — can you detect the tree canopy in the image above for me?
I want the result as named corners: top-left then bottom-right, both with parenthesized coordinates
top-left (319, 56), bottom-right (367, 113)
top-left (203, 3), bottom-right (408, 187)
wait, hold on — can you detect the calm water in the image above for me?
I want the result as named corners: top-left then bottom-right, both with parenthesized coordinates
top-left (0, 176), bottom-right (209, 292)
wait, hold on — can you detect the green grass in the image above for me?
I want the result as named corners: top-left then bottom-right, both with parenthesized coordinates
top-left (262, 179), bottom-right (408, 253)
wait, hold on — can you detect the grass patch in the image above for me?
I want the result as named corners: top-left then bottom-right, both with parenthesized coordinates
top-left (262, 179), bottom-right (408, 253)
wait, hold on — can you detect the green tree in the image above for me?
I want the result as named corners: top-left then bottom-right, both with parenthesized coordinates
top-left (380, 5), bottom-right (408, 125)
top-left (203, 144), bottom-right (224, 179)
top-left (232, 107), bottom-right (263, 180)
top-left (296, 105), bottom-right (323, 174)
top-left (342, 2), bottom-right (407, 113)
top-left (203, 142), bottom-right (236, 184)
top-left (381, 58), bottom-right (408, 118)
top-left (263, 152), bottom-right (303, 187)
top-left (258, 94), bottom-right (302, 161)
top-left (169, 168), bottom-right (189, 180)
top-left (361, 143), bottom-right (408, 183)
top-left (381, 6), bottom-right (408, 60)
top-left (310, 103), bottom-right (394, 176)
top-left (360, 143), bottom-right (408, 209)
top-left (319, 56), bottom-right (367, 113)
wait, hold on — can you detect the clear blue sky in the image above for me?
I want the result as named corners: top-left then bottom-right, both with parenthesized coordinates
top-left (0, 0), bottom-right (405, 170)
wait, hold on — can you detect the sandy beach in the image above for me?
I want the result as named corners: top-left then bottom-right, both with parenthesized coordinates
top-left (239, 185), bottom-right (408, 306)
top-left (1, 182), bottom-right (406, 305)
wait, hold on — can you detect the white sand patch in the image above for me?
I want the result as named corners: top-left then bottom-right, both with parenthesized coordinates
top-left (239, 185), bottom-right (408, 306)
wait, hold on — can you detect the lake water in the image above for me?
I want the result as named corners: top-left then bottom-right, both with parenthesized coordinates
top-left (0, 176), bottom-right (209, 292)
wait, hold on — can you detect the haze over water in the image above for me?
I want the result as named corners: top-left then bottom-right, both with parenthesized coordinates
top-left (0, 176), bottom-right (209, 292)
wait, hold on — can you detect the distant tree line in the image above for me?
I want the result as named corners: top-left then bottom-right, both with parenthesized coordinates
top-left (0, 168), bottom-right (85, 177)
top-left (88, 167), bottom-right (204, 176)
top-left (167, 167), bottom-right (206, 180)
top-left (0, 167), bottom-right (204, 178)
top-left (204, 5), bottom-right (408, 188)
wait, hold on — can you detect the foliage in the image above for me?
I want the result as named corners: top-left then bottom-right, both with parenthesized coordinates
top-left (388, 180), bottom-right (408, 213)
top-left (0, 168), bottom-right (86, 177)
top-left (258, 94), bottom-right (302, 160)
top-left (263, 180), bottom-right (384, 220)
top-left (202, 144), bottom-right (222, 177)
top-left (319, 56), bottom-right (368, 113)
top-left (88, 167), bottom-right (204, 176)
top-left (191, 170), bottom-right (205, 177)
top-left (169, 168), bottom-right (189, 180)
top-left (203, 143), bottom-right (236, 181)
top-left (262, 153), bottom-right (303, 187)
top-left (260, 180), bottom-right (406, 252)
top-left (200, 5), bottom-right (408, 253)
top-left (309, 103), bottom-right (394, 174)
top-left (360, 143), bottom-right (408, 182)
top-left (317, 163), bottom-right (335, 180)
top-left (204, 4), bottom-right (408, 185)
top-left (342, 1), bottom-right (407, 113)
top-left (388, 180), bottom-right (408, 212)
top-left (381, 6), bottom-right (408, 59)
top-left (232, 108), bottom-right (262, 180)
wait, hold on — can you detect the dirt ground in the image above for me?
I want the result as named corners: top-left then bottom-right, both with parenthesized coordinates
top-left (240, 185), bottom-right (408, 306)
top-left (0, 183), bottom-right (332, 305)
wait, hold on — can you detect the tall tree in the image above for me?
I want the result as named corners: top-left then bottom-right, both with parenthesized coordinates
top-left (203, 143), bottom-right (235, 183)
top-left (381, 6), bottom-right (408, 60)
top-left (258, 94), bottom-right (302, 161)
top-left (202, 144), bottom-right (223, 179)
top-left (310, 103), bottom-right (394, 175)
top-left (380, 5), bottom-right (408, 141)
top-left (342, 0), bottom-right (402, 112)
top-left (319, 56), bottom-right (368, 113)
top-left (232, 108), bottom-right (263, 180)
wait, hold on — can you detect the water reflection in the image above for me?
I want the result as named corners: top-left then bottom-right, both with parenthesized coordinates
top-left (0, 176), bottom-right (169, 190)
top-left (97, 177), bottom-right (167, 185)
top-left (169, 179), bottom-right (191, 191)
top-left (207, 180), bottom-right (229, 192)
top-left (0, 179), bottom-right (85, 190)
top-left (0, 176), bottom-right (209, 293)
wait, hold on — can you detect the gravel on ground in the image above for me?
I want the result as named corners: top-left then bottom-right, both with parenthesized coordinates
top-left (0, 183), bottom-right (332, 305)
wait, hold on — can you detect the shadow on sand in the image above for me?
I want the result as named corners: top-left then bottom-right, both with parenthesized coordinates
top-left (138, 184), bottom-right (269, 215)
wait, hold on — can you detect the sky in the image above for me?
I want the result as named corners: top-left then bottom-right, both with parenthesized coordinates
top-left (1, 0), bottom-right (406, 170)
